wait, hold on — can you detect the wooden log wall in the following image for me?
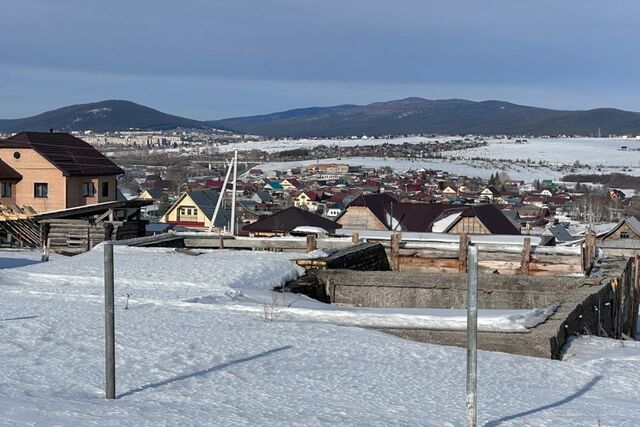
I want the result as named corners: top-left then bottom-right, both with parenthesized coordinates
top-left (392, 241), bottom-right (585, 276)
top-left (40, 219), bottom-right (148, 254)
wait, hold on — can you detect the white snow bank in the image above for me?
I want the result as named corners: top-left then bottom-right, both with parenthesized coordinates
top-left (0, 246), bottom-right (303, 304)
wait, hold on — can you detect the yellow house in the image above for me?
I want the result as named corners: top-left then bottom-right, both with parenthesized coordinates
top-left (139, 188), bottom-right (164, 201)
top-left (280, 179), bottom-right (301, 191)
top-left (294, 191), bottom-right (321, 209)
top-left (161, 190), bottom-right (230, 229)
top-left (442, 186), bottom-right (458, 197)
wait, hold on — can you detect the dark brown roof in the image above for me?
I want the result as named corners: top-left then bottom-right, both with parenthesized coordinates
top-left (242, 207), bottom-right (342, 233)
top-left (0, 157), bottom-right (22, 181)
top-left (3, 132), bottom-right (123, 177)
top-left (341, 193), bottom-right (520, 234)
top-left (456, 204), bottom-right (520, 235)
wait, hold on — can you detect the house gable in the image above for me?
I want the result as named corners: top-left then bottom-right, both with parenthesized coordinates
top-left (336, 206), bottom-right (388, 230)
top-left (601, 218), bottom-right (640, 242)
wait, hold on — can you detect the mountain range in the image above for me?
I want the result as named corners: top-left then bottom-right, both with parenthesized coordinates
top-left (2, 98), bottom-right (640, 137)
top-left (0, 100), bottom-right (206, 133)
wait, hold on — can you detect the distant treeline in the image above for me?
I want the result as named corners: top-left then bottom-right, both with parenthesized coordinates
top-left (562, 173), bottom-right (640, 189)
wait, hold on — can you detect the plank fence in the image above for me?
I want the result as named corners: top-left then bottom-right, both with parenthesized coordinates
top-left (168, 231), bottom-right (596, 277)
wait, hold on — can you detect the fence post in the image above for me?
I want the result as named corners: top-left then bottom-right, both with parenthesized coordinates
top-left (585, 231), bottom-right (597, 272)
top-left (219, 234), bottom-right (225, 249)
top-left (104, 242), bottom-right (116, 399)
top-left (633, 255), bottom-right (640, 338)
top-left (306, 234), bottom-right (317, 253)
top-left (458, 233), bottom-right (469, 273)
top-left (390, 232), bottom-right (401, 271)
top-left (351, 232), bottom-right (360, 245)
top-left (520, 237), bottom-right (531, 275)
top-left (41, 224), bottom-right (50, 262)
top-left (466, 244), bottom-right (478, 427)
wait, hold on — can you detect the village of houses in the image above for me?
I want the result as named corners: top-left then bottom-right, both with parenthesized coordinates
top-left (0, 130), bottom-right (636, 263)
top-left (2, 130), bottom-right (640, 424)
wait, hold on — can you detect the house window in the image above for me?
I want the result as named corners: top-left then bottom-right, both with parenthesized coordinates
top-left (13, 152), bottom-right (20, 159)
top-left (34, 183), bottom-right (48, 198)
top-left (178, 205), bottom-right (198, 219)
top-left (1, 182), bottom-right (11, 198)
top-left (620, 231), bottom-right (630, 239)
top-left (101, 181), bottom-right (109, 197)
top-left (82, 182), bottom-right (95, 197)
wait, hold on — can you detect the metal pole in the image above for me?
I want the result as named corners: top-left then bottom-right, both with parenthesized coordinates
top-left (104, 241), bottom-right (115, 399)
top-left (230, 150), bottom-right (238, 235)
top-left (466, 244), bottom-right (478, 426)
top-left (208, 157), bottom-right (233, 233)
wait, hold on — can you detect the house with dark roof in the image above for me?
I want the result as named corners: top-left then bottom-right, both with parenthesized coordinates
top-left (336, 193), bottom-right (520, 235)
top-left (294, 191), bottom-right (322, 210)
top-left (242, 207), bottom-right (341, 237)
top-left (139, 188), bottom-right (165, 201)
top-left (0, 132), bottom-right (123, 212)
top-left (251, 191), bottom-right (272, 204)
top-left (161, 189), bottom-right (231, 230)
top-left (236, 200), bottom-right (272, 224)
top-left (594, 216), bottom-right (640, 256)
top-left (599, 217), bottom-right (640, 242)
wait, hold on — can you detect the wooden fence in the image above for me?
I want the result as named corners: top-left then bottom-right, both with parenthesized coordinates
top-left (385, 232), bottom-right (590, 276)
top-left (172, 231), bottom-right (595, 277)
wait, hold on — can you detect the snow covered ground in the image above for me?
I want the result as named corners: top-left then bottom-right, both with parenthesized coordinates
top-left (441, 138), bottom-right (640, 168)
top-left (246, 137), bottom-right (640, 180)
top-left (252, 156), bottom-right (569, 181)
top-left (1, 248), bottom-right (640, 425)
top-left (218, 136), bottom-right (462, 154)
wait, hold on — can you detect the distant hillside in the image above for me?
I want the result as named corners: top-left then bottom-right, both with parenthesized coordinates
top-left (207, 97), bottom-right (640, 137)
top-left (5, 97), bottom-right (640, 136)
top-left (0, 100), bottom-right (209, 132)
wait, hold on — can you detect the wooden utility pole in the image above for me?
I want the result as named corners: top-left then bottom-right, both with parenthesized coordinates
top-left (104, 242), bottom-right (115, 399)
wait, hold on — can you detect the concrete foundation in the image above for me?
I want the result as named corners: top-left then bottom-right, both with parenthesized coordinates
top-left (303, 256), bottom-right (637, 359)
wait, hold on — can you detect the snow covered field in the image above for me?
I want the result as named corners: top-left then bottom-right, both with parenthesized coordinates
top-left (1, 247), bottom-right (640, 425)
top-left (252, 156), bottom-right (574, 181)
top-left (218, 136), bottom-right (460, 154)
top-left (243, 137), bottom-right (640, 180)
top-left (442, 138), bottom-right (640, 168)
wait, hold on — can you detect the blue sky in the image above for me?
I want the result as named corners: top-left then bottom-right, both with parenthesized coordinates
top-left (1, 0), bottom-right (639, 119)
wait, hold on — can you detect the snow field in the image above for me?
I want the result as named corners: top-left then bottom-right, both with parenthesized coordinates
top-left (0, 248), bottom-right (640, 425)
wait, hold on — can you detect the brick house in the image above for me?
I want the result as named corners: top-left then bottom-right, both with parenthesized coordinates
top-left (0, 132), bottom-right (123, 213)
